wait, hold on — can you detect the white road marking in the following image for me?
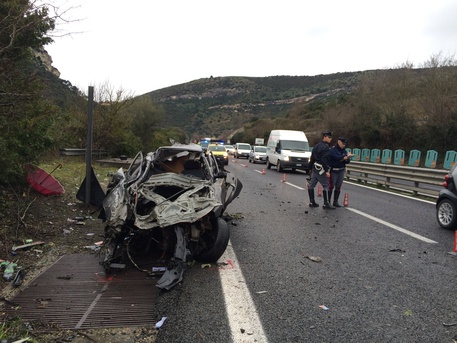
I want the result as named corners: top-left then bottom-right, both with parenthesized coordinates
top-left (276, 178), bottom-right (437, 243)
top-left (346, 207), bottom-right (438, 244)
top-left (219, 241), bottom-right (269, 343)
top-left (344, 181), bottom-right (436, 204)
top-left (283, 182), bottom-right (304, 190)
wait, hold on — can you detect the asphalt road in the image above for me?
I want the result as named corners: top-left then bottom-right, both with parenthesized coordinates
top-left (152, 158), bottom-right (457, 343)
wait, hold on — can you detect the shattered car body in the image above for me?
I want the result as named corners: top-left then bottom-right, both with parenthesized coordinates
top-left (99, 143), bottom-right (242, 290)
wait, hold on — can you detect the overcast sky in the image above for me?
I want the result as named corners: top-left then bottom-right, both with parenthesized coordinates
top-left (43, 0), bottom-right (457, 96)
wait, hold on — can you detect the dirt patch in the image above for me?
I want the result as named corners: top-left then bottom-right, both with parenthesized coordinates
top-left (0, 161), bottom-right (160, 342)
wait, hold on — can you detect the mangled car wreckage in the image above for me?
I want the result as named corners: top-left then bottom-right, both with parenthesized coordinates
top-left (98, 143), bottom-right (242, 290)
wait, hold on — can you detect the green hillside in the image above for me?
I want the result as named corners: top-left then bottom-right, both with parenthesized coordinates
top-left (144, 73), bottom-right (363, 140)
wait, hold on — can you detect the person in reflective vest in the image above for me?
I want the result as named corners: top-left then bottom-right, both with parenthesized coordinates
top-left (307, 131), bottom-right (335, 209)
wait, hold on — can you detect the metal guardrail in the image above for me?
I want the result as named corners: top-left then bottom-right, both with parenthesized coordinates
top-left (345, 161), bottom-right (448, 198)
top-left (60, 148), bottom-right (108, 157)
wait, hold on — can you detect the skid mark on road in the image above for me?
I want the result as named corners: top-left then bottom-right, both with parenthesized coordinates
top-left (219, 242), bottom-right (269, 343)
top-left (347, 207), bottom-right (438, 244)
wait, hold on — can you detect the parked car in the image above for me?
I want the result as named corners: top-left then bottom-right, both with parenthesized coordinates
top-left (234, 143), bottom-right (251, 159)
top-left (249, 146), bottom-right (267, 164)
top-left (436, 164), bottom-right (457, 230)
top-left (225, 145), bottom-right (235, 155)
top-left (206, 144), bottom-right (229, 165)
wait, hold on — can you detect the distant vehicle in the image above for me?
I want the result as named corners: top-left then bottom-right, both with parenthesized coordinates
top-left (249, 146), bottom-right (267, 164)
top-left (200, 138), bottom-right (225, 152)
top-left (206, 144), bottom-right (229, 165)
top-left (266, 130), bottom-right (311, 173)
top-left (200, 140), bottom-right (209, 152)
top-left (234, 143), bottom-right (251, 159)
top-left (225, 145), bottom-right (235, 155)
top-left (436, 164), bottom-right (457, 229)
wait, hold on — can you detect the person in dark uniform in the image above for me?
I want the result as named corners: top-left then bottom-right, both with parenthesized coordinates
top-left (308, 131), bottom-right (335, 209)
top-left (328, 137), bottom-right (354, 207)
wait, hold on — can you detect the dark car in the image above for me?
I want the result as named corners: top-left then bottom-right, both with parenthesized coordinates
top-left (436, 164), bottom-right (457, 230)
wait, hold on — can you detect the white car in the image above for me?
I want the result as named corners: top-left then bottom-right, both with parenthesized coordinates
top-left (225, 145), bottom-right (235, 155)
top-left (234, 143), bottom-right (251, 159)
top-left (249, 146), bottom-right (267, 164)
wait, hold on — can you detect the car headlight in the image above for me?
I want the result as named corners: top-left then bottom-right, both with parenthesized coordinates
top-left (223, 152), bottom-right (228, 157)
top-left (284, 155), bottom-right (290, 161)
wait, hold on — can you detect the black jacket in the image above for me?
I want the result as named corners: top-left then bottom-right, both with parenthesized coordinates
top-left (310, 140), bottom-right (331, 172)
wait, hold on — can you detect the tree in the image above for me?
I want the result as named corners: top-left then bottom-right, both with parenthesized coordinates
top-left (127, 96), bottom-right (164, 152)
top-left (0, 0), bottom-right (59, 184)
top-left (416, 53), bottom-right (457, 152)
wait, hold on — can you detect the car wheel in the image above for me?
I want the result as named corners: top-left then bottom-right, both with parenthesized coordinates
top-left (195, 217), bottom-right (230, 262)
top-left (266, 159), bottom-right (271, 169)
top-left (276, 161), bottom-right (283, 172)
top-left (437, 198), bottom-right (457, 230)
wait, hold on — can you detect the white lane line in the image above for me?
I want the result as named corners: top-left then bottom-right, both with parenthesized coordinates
top-left (279, 180), bottom-right (437, 243)
top-left (346, 207), bottom-right (438, 244)
top-left (283, 182), bottom-right (305, 190)
top-left (344, 181), bottom-right (436, 204)
top-left (254, 172), bottom-right (305, 190)
top-left (219, 241), bottom-right (269, 343)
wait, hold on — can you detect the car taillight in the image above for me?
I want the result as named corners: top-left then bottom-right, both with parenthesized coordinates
top-left (443, 181), bottom-right (448, 188)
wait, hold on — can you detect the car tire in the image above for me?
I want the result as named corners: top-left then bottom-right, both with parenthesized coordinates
top-left (195, 217), bottom-right (230, 262)
top-left (276, 161), bottom-right (283, 172)
top-left (437, 198), bottom-right (457, 230)
top-left (266, 159), bottom-right (272, 169)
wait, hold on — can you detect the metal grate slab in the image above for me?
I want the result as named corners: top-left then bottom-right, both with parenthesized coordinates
top-left (4, 254), bottom-right (160, 329)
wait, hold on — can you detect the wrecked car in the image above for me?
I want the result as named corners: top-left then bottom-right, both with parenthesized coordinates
top-left (98, 143), bottom-right (242, 290)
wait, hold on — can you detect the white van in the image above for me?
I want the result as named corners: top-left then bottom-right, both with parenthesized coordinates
top-left (266, 130), bottom-right (311, 172)
top-left (234, 143), bottom-right (251, 159)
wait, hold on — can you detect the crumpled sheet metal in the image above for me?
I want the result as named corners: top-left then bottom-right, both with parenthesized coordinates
top-left (104, 181), bottom-right (128, 228)
top-left (134, 173), bottom-right (222, 230)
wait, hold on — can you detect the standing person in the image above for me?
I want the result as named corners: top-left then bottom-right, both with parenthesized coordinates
top-left (307, 131), bottom-right (335, 209)
top-left (328, 137), bottom-right (354, 207)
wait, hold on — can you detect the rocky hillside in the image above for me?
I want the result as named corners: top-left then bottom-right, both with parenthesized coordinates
top-left (143, 73), bottom-right (364, 140)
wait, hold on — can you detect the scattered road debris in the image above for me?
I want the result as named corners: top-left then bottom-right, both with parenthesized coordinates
top-left (155, 316), bottom-right (167, 329)
top-left (389, 248), bottom-right (406, 253)
top-left (443, 322), bottom-right (457, 327)
top-left (2, 261), bottom-right (17, 281)
top-left (319, 305), bottom-right (329, 310)
top-left (12, 241), bottom-right (45, 252)
top-left (304, 255), bottom-right (322, 262)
